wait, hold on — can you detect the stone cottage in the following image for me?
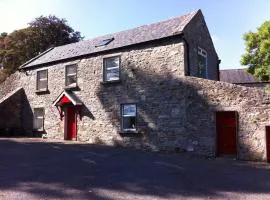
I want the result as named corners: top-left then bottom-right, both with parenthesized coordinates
top-left (1, 9), bottom-right (270, 162)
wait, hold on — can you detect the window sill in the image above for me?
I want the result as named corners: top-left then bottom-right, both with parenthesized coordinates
top-left (100, 80), bottom-right (122, 85)
top-left (35, 90), bottom-right (50, 95)
top-left (119, 130), bottom-right (142, 137)
top-left (33, 129), bottom-right (44, 132)
top-left (64, 85), bottom-right (80, 91)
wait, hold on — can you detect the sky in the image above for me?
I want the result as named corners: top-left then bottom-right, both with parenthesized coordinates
top-left (0, 0), bottom-right (269, 69)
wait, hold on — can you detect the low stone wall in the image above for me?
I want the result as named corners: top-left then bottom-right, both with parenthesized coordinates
top-left (184, 77), bottom-right (270, 160)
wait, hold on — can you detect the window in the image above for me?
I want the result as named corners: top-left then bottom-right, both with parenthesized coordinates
top-left (34, 108), bottom-right (44, 131)
top-left (95, 38), bottom-right (114, 47)
top-left (197, 47), bottom-right (207, 78)
top-left (37, 70), bottom-right (48, 91)
top-left (65, 64), bottom-right (77, 87)
top-left (121, 104), bottom-right (137, 131)
top-left (103, 56), bottom-right (120, 82)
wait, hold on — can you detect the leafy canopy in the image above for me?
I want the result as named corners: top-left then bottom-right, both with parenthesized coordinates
top-left (0, 15), bottom-right (83, 81)
top-left (241, 21), bottom-right (270, 81)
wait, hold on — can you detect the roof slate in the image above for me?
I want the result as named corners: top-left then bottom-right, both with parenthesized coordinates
top-left (20, 10), bottom-right (199, 69)
top-left (220, 69), bottom-right (260, 84)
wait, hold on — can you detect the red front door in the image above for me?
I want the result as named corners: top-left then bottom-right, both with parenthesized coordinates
top-left (266, 126), bottom-right (270, 163)
top-left (216, 111), bottom-right (237, 156)
top-left (66, 106), bottom-right (76, 140)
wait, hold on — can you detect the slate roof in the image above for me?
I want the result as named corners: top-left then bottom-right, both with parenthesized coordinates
top-left (220, 69), bottom-right (261, 84)
top-left (20, 10), bottom-right (199, 69)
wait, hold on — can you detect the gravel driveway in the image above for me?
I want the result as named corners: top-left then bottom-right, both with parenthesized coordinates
top-left (0, 138), bottom-right (269, 200)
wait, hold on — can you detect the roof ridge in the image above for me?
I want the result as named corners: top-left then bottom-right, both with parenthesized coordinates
top-left (179, 9), bottom-right (200, 31)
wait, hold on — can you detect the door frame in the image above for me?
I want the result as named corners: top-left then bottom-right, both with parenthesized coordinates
top-left (215, 111), bottom-right (238, 158)
top-left (265, 126), bottom-right (270, 163)
top-left (64, 106), bottom-right (77, 141)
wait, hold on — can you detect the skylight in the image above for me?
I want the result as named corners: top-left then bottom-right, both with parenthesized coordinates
top-left (95, 38), bottom-right (114, 47)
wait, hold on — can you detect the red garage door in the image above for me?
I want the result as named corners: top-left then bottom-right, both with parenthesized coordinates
top-left (216, 111), bottom-right (237, 156)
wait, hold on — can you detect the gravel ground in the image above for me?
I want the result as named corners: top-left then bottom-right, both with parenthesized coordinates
top-left (0, 138), bottom-right (270, 200)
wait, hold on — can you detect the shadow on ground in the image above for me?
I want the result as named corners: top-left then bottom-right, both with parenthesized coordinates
top-left (0, 138), bottom-right (269, 199)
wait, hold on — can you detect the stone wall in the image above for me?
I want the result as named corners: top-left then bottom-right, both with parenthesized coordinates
top-left (184, 77), bottom-right (270, 161)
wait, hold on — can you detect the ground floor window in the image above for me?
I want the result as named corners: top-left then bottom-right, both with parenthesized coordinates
top-left (121, 104), bottom-right (137, 131)
top-left (34, 108), bottom-right (44, 131)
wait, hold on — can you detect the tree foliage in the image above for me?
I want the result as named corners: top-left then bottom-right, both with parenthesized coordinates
top-left (0, 15), bottom-right (83, 82)
top-left (241, 21), bottom-right (270, 81)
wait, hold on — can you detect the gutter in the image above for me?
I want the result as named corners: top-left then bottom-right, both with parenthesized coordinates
top-left (217, 59), bottom-right (221, 81)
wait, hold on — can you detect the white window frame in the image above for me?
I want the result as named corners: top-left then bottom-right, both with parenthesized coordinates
top-left (33, 108), bottom-right (44, 131)
top-left (103, 56), bottom-right (120, 82)
top-left (36, 69), bottom-right (48, 91)
top-left (198, 47), bottom-right (208, 78)
top-left (65, 64), bottom-right (77, 87)
top-left (121, 104), bottom-right (137, 132)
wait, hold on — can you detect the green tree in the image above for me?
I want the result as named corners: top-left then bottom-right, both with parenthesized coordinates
top-left (241, 21), bottom-right (270, 81)
top-left (0, 15), bottom-right (83, 82)
top-left (28, 15), bottom-right (83, 53)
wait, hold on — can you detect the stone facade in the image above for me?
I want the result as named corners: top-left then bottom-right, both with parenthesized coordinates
top-left (11, 38), bottom-right (187, 143)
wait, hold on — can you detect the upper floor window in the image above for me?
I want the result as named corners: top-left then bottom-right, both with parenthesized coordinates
top-left (197, 47), bottom-right (207, 78)
top-left (103, 56), bottom-right (120, 82)
top-left (121, 104), bottom-right (137, 132)
top-left (65, 64), bottom-right (77, 87)
top-left (33, 108), bottom-right (44, 131)
top-left (36, 69), bottom-right (48, 91)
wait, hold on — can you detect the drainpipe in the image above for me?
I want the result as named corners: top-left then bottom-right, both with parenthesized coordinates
top-left (217, 59), bottom-right (221, 81)
top-left (182, 36), bottom-right (190, 76)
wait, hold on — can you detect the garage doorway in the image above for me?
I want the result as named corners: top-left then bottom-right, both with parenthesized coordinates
top-left (216, 111), bottom-right (238, 157)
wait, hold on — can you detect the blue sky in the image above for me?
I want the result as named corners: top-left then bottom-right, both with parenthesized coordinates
top-left (0, 0), bottom-right (269, 69)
